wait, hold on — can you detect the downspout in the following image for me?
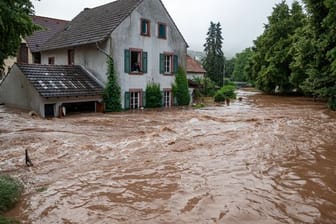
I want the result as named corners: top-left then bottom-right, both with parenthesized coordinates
top-left (95, 41), bottom-right (112, 61)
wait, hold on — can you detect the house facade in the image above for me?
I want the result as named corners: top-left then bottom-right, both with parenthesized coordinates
top-left (1, 16), bottom-right (68, 77)
top-left (40, 0), bottom-right (188, 109)
top-left (186, 55), bottom-right (206, 81)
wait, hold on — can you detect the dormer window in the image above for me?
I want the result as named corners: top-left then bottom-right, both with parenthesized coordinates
top-left (158, 22), bottom-right (167, 39)
top-left (141, 19), bottom-right (150, 36)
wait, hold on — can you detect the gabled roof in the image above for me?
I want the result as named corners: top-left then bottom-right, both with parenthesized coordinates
top-left (26, 16), bottom-right (68, 52)
top-left (42, 0), bottom-right (143, 51)
top-left (186, 55), bottom-right (206, 74)
top-left (17, 64), bottom-right (103, 98)
top-left (42, 0), bottom-right (188, 51)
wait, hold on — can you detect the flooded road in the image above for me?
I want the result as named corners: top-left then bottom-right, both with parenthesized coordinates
top-left (1, 89), bottom-right (336, 223)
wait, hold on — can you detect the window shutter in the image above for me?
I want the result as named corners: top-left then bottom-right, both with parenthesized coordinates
top-left (124, 49), bottom-right (130, 73)
top-left (173, 55), bottom-right (178, 74)
top-left (124, 91), bottom-right (130, 110)
top-left (160, 54), bottom-right (164, 74)
top-left (142, 51), bottom-right (148, 73)
top-left (161, 91), bottom-right (164, 106)
top-left (142, 91), bottom-right (146, 108)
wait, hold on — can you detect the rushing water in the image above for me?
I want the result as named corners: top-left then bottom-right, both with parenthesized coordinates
top-left (0, 90), bottom-right (335, 224)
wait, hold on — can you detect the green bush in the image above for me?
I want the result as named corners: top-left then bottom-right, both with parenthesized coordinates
top-left (192, 77), bottom-right (216, 97)
top-left (0, 215), bottom-right (20, 224)
top-left (145, 83), bottom-right (162, 108)
top-left (214, 85), bottom-right (236, 102)
top-left (172, 67), bottom-right (190, 106)
top-left (0, 175), bottom-right (23, 212)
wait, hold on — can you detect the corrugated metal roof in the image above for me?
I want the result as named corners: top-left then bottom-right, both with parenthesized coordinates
top-left (17, 64), bottom-right (103, 98)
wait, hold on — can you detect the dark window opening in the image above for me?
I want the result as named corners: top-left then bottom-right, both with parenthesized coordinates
top-left (63, 102), bottom-right (95, 114)
top-left (158, 23), bottom-right (167, 39)
top-left (141, 19), bottom-right (150, 36)
top-left (131, 51), bottom-right (142, 72)
top-left (44, 104), bottom-right (55, 117)
top-left (17, 43), bottom-right (28, 63)
top-left (68, 49), bottom-right (75, 65)
top-left (48, 57), bottom-right (55, 65)
top-left (32, 52), bottom-right (41, 64)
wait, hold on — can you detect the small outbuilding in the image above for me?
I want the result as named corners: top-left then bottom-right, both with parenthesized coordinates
top-left (0, 64), bottom-right (104, 117)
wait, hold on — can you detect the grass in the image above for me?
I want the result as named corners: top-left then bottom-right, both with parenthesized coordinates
top-left (0, 175), bottom-right (23, 213)
top-left (0, 175), bottom-right (23, 223)
top-left (0, 216), bottom-right (20, 224)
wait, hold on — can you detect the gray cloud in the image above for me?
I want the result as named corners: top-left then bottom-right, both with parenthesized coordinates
top-left (33, 0), bottom-right (297, 58)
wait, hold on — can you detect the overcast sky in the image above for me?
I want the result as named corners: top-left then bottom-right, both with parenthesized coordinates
top-left (32, 0), bottom-right (297, 58)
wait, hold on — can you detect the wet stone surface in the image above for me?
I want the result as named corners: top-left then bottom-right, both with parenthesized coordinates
top-left (0, 89), bottom-right (336, 223)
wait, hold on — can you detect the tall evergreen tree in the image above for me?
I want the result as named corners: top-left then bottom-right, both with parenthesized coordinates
top-left (172, 67), bottom-right (190, 106)
top-left (103, 58), bottom-right (122, 112)
top-left (0, 0), bottom-right (40, 70)
top-left (203, 22), bottom-right (225, 86)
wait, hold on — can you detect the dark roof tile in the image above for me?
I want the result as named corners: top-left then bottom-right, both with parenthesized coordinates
top-left (26, 16), bottom-right (68, 52)
top-left (42, 0), bottom-right (143, 51)
top-left (186, 55), bottom-right (206, 74)
top-left (17, 64), bottom-right (103, 98)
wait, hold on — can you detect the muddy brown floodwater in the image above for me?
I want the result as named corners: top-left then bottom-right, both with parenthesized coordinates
top-left (0, 89), bottom-right (336, 224)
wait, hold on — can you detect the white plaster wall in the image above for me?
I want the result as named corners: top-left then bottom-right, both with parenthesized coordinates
top-left (41, 49), bottom-right (68, 65)
top-left (41, 42), bottom-right (109, 84)
top-left (75, 42), bottom-right (110, 84)
top-left (187, 73), bottom-right (205, 80)
top-left (0, 65), bottom-right (44, 113)
top-left (111, 0), bottom-right (188, 108)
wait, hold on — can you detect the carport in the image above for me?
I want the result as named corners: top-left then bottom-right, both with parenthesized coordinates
top-left (0, 64), bottom-right (104, 117)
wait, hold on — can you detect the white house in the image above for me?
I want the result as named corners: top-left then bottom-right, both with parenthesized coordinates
top-left (0, 0), bottom-right (188, 116)
top-left (40, 0), bottom-right (188, 109)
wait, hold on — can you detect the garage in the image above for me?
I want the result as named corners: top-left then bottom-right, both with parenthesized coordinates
top-left (0, 64), bottom-right (104, 118)
top-left (63, 101), bottom-right (96, 114)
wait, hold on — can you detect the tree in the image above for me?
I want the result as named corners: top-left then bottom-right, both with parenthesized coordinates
top-left (172, 67), bottom-right (190, 106)
top-left (0, 0), bottom-right (40, 70)
top-left (248, 1), bottom-right (305, 94)
top-left (224, 57), bottom-right (235, 80)
top-left (203, 22), bottom-right (225, 86)
top-left (299, 0), bottom-right (336, 109)
top-left (103, 58), bottom-right (122, 112)
top-left (232, 48), bottom-right (253, 81)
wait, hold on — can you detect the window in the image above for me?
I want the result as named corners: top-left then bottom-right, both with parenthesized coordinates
top-left (158, 23), bottom-right (167, 39)
top-left (130, 91), bottom-right (140, 109)
top-left (164, 55), bottom-right (172, 74)
top-left (124, 49), bottom-right (148, 74)
top-left (32, 52), bottom-right (41, 64)
top-left (160, 53), bottom-right (178, 75)
top-left (131, 50), bottom-right (142, 72)
top-left (141, 19), bottom-right (150, 36)
top-left (68, 49), bottom-right (75, 65)
top-left (164, 90), bottom-right (172, 107)
top-left (124, 90), bottom-right (144, 109)
top-left (48, 57), bottom-right (55, 65)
